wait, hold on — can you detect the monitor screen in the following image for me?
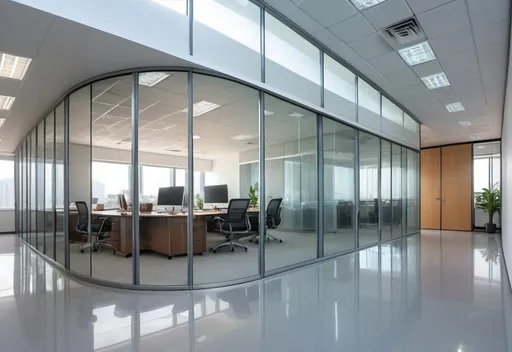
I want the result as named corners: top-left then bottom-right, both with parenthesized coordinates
top-left (157, 186), bottom-right (185, 206)
top-left (204, 184), bottom-right (228, 203)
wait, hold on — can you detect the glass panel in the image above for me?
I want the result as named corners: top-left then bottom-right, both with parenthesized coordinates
top-left (473, 141), bottom-right (501, 227)
top-left (194, 0), bottom-right (260, 81)
top-left (69, 85), bottom-right (92, 277)
top-left (265, 12), bottom-right (321, 106)
top-left (323, 117), bottom-right (355, 255)
top-left (45, 112), bottom-right (55, 260)
top-left (92, 75), bottom-right (133, 283)
top-left (404, 113), bottom-right (417, 132)
top-left (36, 122), bottom-right (45, 252)
top-left (381, 97), bottom-right (403, 125)
top-left (30, 130), bottom-right (36, 246)
top-left (140, 166), bottom-right (172, 204)
top-left (0, 160), bottom-right (14, 209)
top-left (391, 144), bottom-right (402, 237)
top-left (265, 94), bottom-right (317, 271)
top-left (357, 79), bottom-right (381, 129)
top-left (406, 149), bottom-right (418, 234)
top-left (136, 71), bottom-right (188, 286)
top-left (194, 73), bottom-right (259, 285)
top-left (381, 141), bottom-right (392, 240)
top-left (358, 132), bottom-right (379, 246)
top-left (55, 103), bottom-right (65, 266)
top-left (324, 54), bottom-right (356, 121)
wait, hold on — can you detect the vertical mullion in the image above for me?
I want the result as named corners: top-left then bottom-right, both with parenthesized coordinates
top-left (260, 6), bottom-right (265, 83)
top-left (316, 115), bottom-right (324, 258)
top-left (88, 85), bottom-right (93, 277)
top-left (64, 97), bottom-right (70, 269)
top-left (53, 110), bottom-right (57, 260)
top-left (258, 90), bottom-right (266, 276)
top-left (131, 72), bottom-right (140, 285)
top-left (354, 130), bottom-right (360, 248)
top-left (187, 71), bottom-right (194, 287)
top-left (378, 139), bottom-right (382, 241)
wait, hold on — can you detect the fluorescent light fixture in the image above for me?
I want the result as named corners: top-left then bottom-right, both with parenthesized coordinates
top-left (230, 134), bottom-right (255, 141)
top-left (181, 101), bottom-right (222, 117)
top-left (0, 119), bottom-right (7, 128)
top-left (469, 134), bottom-right (482, 140)
top-left (193, 135), bottom-right (201, 139)
top-left (457, 120), bottom-right (473, 127)
top-left (139, 72), bottom-right (170, 87)
top-left (477, 145), bottom-right (486, 149)
top-left (421, 72), bottom-right (450, 89)
top-left (0, 53), bottom-right (32, 80)
top-left (398, 41), bottom-right (436, 66)
top-left (350, 0), bottom-right (387, 10)
top-left (446, 102), bottom-right (465, 113)
top-left (264, 110), bottom-right (274, 116)
top-left (288, 112), bottom-right (305, 118)
top-left (0, 95), bottom-right (15, 110)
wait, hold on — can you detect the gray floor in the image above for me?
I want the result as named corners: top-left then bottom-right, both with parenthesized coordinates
top-left (55, 227), bottom-right (385, 285)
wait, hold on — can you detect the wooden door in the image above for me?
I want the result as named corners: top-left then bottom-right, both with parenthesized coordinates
top-left (421, 148), bottom-right (441, 229)
top-left (441, 144), bottom-right (472, 231)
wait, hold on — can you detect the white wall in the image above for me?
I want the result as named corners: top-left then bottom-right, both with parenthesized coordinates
top-left (501, 26), bottom-right (512, 287)
top-left (0, 210), bottom-right (15, 233)
top-left (209, 154), bottom-right (240, 198)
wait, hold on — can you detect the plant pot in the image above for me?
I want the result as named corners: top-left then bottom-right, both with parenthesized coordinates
top-left (485, 223), bottom-right (497, 234)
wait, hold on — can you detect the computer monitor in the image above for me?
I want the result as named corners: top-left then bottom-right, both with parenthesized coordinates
top-left (204, 184), bottom-right (228, 203)
top-left (157, 186), bottom-right (185, 207)
top-left (117, 194), bottom-right (127, 210)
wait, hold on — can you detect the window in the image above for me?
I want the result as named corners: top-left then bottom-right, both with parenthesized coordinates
top-left (358, 79), bottom-right (380, 114)
top-left (324, 54), bottom-right (356, 120)
top-left (382, 97), bottom-right (403, 125)
top-left (141, 166), bottom-right (172, 204)
top-left (0, 160), bottom-right (14, 209)
top-left (404, 113), bottom-right (418, 133)
top-left (92, 162), bottom-right (130, 208)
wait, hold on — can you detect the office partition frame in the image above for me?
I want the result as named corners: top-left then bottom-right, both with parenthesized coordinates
top-left (13, 65), bottom-right (421, 291)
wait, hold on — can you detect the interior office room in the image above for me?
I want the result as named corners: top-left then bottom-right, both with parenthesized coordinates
top-left (16, 70), bottom-right (420, 288)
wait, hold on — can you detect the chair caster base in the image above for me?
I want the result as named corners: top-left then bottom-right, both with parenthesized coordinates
top-left (167, 256), bottom-right (172, 260)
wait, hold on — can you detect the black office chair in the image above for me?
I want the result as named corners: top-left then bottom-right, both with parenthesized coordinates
top-left (250, 198), bottom-right (284, 244)
top-left (212, 198), bottom-right (251, 253)
top-left (75, 201), bottom-right (112, 253)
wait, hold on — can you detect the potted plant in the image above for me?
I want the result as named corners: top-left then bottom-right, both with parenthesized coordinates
top-left (475, 183), bottom-right (500, 234)
top-left (248, 182), bottom-right (259, 208)
top-left (195, 194), bottom-right (204, 210)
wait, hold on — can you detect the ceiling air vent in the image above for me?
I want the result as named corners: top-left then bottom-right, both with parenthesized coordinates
top-left (383, 17), bottom-right (425, 46)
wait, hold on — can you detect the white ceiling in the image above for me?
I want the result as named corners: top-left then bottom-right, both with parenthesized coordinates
top-left (265, 0), bottom-right (510, 146)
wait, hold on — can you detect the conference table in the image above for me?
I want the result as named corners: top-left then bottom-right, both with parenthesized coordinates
top-left (66, 208), bottom-right (259, 259)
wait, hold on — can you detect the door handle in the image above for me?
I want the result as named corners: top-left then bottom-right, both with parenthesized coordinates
top-left (435, 197), bottom-right (441, 201)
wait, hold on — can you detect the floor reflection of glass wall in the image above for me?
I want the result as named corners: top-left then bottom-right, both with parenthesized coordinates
top-left (264, 94), bottom-right (317, 271)
top-left (91, 75), bottom-right (133, 283)
top-left (323, 117), bottom-right (355, 255)
top-left (45, 112), bottom-right (55, 260)
top-left (134, 71), bottom-right (188, 286)
top-left (406, 149), bottom-right (418, 234)
top-left (358, 132), bottom-right (379, 246)
top-left (69, 85), bottom-right (92, 277)
top-left (55, 103), bottom-right (65, 266)
top-left (381, 141), bottom-right (392, 240)
top-left (473, 141), bottom-right (501, 228)
top-left (36, 121), bottom-right (44, 253)
top-left (391, 143), bottom-right (402, 237)
top-left (194, 73), bottom-right (259, 285)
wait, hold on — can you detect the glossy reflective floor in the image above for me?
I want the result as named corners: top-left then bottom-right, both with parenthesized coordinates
top-left (0, 231), bottom-right (511, 352)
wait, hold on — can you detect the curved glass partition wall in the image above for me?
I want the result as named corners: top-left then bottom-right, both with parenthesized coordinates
top-left (13, 0), bottom-right (421, 290)
top-left (14, 70), bottom-right (420, 289)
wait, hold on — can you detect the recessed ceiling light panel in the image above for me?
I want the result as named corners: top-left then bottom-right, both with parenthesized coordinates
top-left (181, 101), bottom-right (222, 117)
top-left (139, 72), bottom-right (170, 87)
top-left (0, 119), bottom-right (5, 128)
top-left (288, 112), bottom-right (305, 118)
top-left (350, 0), bottom-right (387, 10)
top-left (421, 72), bottom-right (450, 89)
top-left (193, 135), bottom-right (201, 139)
top-left (469, 134), bottom-right (482, 140)
top-left (230, 134), bottom-right (255, 141)
top-left (264, 110), bottom-right (274, 116)
top-left (0, 95), bottom-right (15, 110)
top-left (457, 120), bottom-right (473, 126)
top-left (447, 102), bottom-right (465, 113)
top-left (398, 41), bottom-right (436, 66)
top-left (0, 53), bottom-right (32, 80)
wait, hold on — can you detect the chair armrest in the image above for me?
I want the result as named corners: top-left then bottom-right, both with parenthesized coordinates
top-left (213, 217), bottom-right (225, 222)
top-left (97, 217), bottom-right (112, 233)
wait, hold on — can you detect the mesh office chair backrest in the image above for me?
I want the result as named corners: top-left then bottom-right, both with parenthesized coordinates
top-left (225, 198), bottom-right (250, 223)
top-left (75, 201), bottom-right (89, 230)
top-left (266, 198), bottom-right (282, 221)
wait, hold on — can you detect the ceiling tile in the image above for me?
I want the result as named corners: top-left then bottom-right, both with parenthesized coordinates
top-left (265, 0), bottom-right (325, 34)
top-left (298, 0), bottom-right (358, 28)
top-left (417, 0), bottom-right (470, 39)
top-left (412, 60), bottom-right (443, 78)
top-left (347, 33), bottom-right (394, 59)
top-left (405, 0), bottom-right (456, 14)
top-left (368, 51), bottom-right (409, 75)
top-left (328, 14), bottom-right (376, 43)
top-left (362, 0), bottom-right (414, 29)
top-left (439, 48), bottom-right (479, 77)
top-left (472, 17), bottom-right (509, 48)
top-left (384, 68), bottom-right (422, 87)
top-left (466, 0), bottom-right (509, 21)
top-left (312, 28), bottom-right (344, 48)
top-left (429, 26), bottom-right (474, 57)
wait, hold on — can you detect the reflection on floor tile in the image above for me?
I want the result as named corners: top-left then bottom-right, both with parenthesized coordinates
top-left (0, 231), bottom-right (510, 351)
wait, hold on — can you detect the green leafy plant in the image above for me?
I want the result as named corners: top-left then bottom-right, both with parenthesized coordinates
top-left (195, 194), bottom-right (204, 210)
top-left (475, 182), bottom-right (500, 225)
top-left (248, 182), bottom-right (259, 208)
